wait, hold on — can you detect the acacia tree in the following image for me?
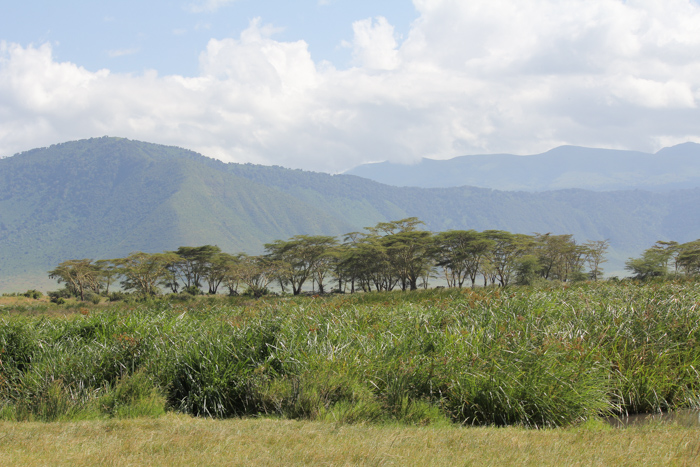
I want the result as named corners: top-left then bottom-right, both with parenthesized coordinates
top-left (483, 230), bottom-right (533, 287)
top-left (625, 247), bottom-right (670, 280)
top-left (46, 216), bottom-right (613, 297)
top-left (383, 229), bottom-right (434, 291)
top-left (479, 257), bottom-right (498, 287)
top-left (311, 245), bottom-right (340, 294)
top-left (653, 241), bottom-right (682, 273)
top-left (533, 233), bottom-right (598, 282)
top-left (534, 233), bottom-right (568, 280)
top-left (48, 259), bottom-right (101, 301)
top-left (583, 239), bottom-right (609, 281)
top-left (365, 218), bottom-right (434, 291)
top-left (434, 230), bottom-right (494, 288)
top-left (626, 239), bottom-right (700, 278)
top-left (203, 252), bottom-right (236, 294)
top-left (265, 235), bottom-right (337, 295)
top-left (338, 232), bottom-right (393, 293)
top-left (94, 259), bottom-right (121, 294)
top-left (677, 240), bottom-right (700, 275)
top-left (169, 245), bottom-right (222, 292)
top-left (162, 259), bottom-right (181, 294)
top-left (117, 252), bottom-right (178, 296)
top-left (234, 254), bottom-right (288, 297)
top-left (563, 244), bottom-right (590, 282)
top-left (515, 254), bottom-right (542, 285)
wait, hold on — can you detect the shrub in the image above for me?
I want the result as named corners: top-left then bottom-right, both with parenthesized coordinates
top-left (242, 286), bottom-right (269, 298)
top-left (108, 291), bottom-right (128, 302)
top-left (98, 371), bottom-right (166, 418)
top-left (183, 285), bottom-right (202, 296)
top-left (48, 287), bottom-right (73, 303)
top-left (4, 281), bottom-right (700, 426)
top-left (23, 290), bottom-right (43, 300)
top-left (84, 292), bottom-right (101, 305)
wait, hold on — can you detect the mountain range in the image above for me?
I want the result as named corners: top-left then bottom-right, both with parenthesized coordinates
top-left (344, 144), bottom-right (700, 191)
top-left (1, 137), bottom-right (699, 291)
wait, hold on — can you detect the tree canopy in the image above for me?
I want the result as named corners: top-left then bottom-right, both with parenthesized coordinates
top-left (48, 218), bottom-right (617, 299)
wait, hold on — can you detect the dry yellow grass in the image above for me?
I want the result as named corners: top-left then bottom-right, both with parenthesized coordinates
top-left (0, 296), bottom-right (40, 306)
top-left (1, 415), bottom-right (699, 466)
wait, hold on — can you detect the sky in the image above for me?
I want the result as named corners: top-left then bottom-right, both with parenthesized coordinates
top-left (1, 0), bottom-right (700, 173)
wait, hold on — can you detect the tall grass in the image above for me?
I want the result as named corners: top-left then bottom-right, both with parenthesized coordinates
top-left (2, 280), bottom-right (700, 426)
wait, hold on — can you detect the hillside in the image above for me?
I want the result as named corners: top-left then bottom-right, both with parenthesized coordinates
top-left (1, 137), bottom-right (700, 290)
top-left (344, 143), bottom-right (700, 192)
top-left (0, 138), bottom-right (353, 290)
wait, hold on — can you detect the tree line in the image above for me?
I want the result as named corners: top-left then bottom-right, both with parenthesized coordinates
top-left (625, 239), bottom-right (700, 280)
top-left (48, 218), bottom-right (609, 300)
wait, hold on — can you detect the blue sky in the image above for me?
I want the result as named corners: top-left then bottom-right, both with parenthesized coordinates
top-left (2, 0), bottom-right (700, 172)
top-left (1, 1), bottom-right (418, 76)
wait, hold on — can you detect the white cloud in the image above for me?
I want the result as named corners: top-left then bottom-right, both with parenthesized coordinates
top-left (345, 17), bottom-right (400, 71)
top-left (2, 1), bottom-right (700, 172)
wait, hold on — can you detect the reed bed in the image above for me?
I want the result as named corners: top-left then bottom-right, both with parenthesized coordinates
top-left (2, 280), bottom-right (700, 427)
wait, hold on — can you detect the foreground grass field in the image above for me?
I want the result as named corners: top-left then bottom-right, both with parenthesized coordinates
top-left (3, 280), bottom-right (700, 464)
top-left (3, 280), bottom-right (700, 427)
top-left (1, 414), bottom-right (700, 466)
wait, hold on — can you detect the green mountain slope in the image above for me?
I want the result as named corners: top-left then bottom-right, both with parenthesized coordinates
top-left (1, 137), bottom-right (699, 290)
top-left (224, 163), bottom-right (700, 270)
top-left (0, 138), bottom-right (352, 290)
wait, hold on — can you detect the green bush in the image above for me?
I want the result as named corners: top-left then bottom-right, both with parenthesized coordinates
top-left (108, 291), bottom-right (128, 302)
top-left (98, 371), bottom-right (166, 418)
top-left (242, 286), bottom-right (269, 298)
top-left (23, 290), bottom-right (43, 300)
top-left (48, 287), bottom-right (73, 303)
top-left (3, 281), bottom-right (700, 426)
top-left (183, 285), bottom-right (202, 296)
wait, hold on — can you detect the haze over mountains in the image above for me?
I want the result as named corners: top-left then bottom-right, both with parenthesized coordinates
top-left (1, 137), bottom-right (699, 291)
top-left (345, 144), bottom-right (700, 192)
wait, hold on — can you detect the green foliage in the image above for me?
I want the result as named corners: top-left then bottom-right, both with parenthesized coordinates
top-left (182, 285), bottom-right (202, 296)
top-left (265, 235), bottom-right (338, 295)
top-left (117, 252), bottom-right (176, 296)
top-left (677, 240), bottom-right (700, 275)
top-left (98, 371), bottom-right (166, 418)
top-left (48, 259), bottom-right (102, 301)
top-left (515, 254), bottom-right (541, 286)
top-left (625, 247), bottom-right (671, 280)
top-left (3, 281), bottom-right (700, 427)
top-left (108, 291), bottom-right (128, 302)
top-left (242, 286), bottom-right (270, 298)
top-left (48, 287), bottom-right (73, 303)
top-left (23, 289), bottom-right (43, 299)
top-left (169, 245), bottom-right (222, 292)
top-left (433, 230), bottom-right (494, 288)
top-left (5, 136), bottom-right (700, 291)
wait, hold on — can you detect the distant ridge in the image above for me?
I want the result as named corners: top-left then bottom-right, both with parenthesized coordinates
top-left (2, 137), bottom-right (700, 290)
top-left (344, 143), bottom-right (700, 192)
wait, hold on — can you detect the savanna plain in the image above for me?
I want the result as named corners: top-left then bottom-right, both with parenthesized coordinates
top-left (2, 280), bottom-right (700, 465)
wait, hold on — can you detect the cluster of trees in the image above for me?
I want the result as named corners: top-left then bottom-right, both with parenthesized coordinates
top-left (48, 218), bottom-right (609, 299)
top-left (625, 240), bottom-right (700, 280)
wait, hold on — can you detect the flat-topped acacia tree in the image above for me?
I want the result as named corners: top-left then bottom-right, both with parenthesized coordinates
top-left (116, 252), bottom-right (180, 296)
top-left (264, 235), bottom-right (338, 295)
top-left (48, 259), bottom-right (101, 301)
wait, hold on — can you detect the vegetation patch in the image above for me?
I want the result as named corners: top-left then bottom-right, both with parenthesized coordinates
top-left (2, 280), bottom-right (700, 427)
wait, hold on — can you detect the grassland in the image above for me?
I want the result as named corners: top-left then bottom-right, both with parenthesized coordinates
top-left (2, 280), bottom-right (700, 463)
top-left (2, 415), bottom-right (700, 466)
